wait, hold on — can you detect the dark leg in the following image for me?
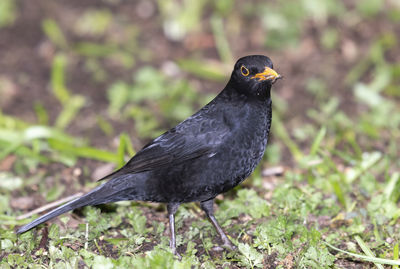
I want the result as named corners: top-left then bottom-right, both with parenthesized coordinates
top-left (167, 203), bottom-right (181, 258)
top-left (200, 199), bottom-right (236, 250)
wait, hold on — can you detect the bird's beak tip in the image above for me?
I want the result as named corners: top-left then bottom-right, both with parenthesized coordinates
top-left (251, 67), bottom-right (281, 83)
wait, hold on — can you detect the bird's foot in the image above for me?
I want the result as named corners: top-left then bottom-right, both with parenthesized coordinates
top-left (171, 248), bottom-right (182, 260)
top-left (222, 239), bottom-right (237, 251)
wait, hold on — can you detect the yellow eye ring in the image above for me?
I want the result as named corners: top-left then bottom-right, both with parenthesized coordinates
top-left (241, 65), bottom-right (249, 76)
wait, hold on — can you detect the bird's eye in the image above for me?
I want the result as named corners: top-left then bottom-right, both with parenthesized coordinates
top-left (241, 65), bottom-right (249, 76)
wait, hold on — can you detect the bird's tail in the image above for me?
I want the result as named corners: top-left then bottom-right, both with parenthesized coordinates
top-left (16, 175), bottom-right (134, 234)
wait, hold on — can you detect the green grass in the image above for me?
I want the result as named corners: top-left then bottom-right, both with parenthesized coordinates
top-left (1, 0), bottom-right (400, 268)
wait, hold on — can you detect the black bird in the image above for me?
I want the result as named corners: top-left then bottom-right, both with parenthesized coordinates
top-left (17, 55), bottom-right (280, 255)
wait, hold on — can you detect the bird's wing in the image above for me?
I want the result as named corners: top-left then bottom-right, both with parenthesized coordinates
top-left (99, 114), bottom-right (230, 180)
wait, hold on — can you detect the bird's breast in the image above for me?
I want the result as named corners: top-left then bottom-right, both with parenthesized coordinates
top-left (211, 99), bottom-right (272, 185)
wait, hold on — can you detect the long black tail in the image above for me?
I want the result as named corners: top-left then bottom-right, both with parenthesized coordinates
top-left (16, 175), bottom-right (136, 234)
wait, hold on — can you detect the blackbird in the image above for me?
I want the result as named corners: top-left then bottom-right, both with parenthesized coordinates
top-left (17, 55), bottom-right (280, 255)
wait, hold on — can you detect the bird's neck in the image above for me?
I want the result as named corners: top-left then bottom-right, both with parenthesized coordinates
top-left (254, 86), bottom-right (271, 101)
top-left (221, 81), bottom-right (271, 102)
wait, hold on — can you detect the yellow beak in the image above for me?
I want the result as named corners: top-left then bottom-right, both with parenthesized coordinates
top-left (251, 67), bottom-right (281, 82)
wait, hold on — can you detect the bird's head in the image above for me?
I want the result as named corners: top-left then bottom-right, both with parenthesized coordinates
top-left (229, 55), bottom-right (281, 98)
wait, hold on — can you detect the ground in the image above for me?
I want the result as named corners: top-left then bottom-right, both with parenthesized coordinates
top-left (0, 0), bottom-right (400, 268)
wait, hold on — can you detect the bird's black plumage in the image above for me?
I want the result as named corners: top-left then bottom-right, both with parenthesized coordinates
top-left (16, 55), bottom-right (280, 255)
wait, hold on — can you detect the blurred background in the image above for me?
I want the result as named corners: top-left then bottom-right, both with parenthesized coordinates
top-left (1, 0), bottom-right (400, 267)
top-left (0, 0), bottom-right (399, 167)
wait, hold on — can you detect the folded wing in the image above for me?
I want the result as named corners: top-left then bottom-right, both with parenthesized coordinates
top-left (99, 114), bottom-right (230, 180)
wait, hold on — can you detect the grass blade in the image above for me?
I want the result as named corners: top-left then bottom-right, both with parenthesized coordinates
top-left (325, 241), bottom-right (400, 266)
top-left (41, 19), bottom-right (68, 49)
top-left (210, 15), bottom-right (233, 64)
top-left (310, 126), bottom-right (326, 155)
top-left (384, 172), bottom-right (400, 201)
top-left (51, 54), bottom-right (70, 105)
top-left (272, 115), bottom-right (303, 162)
top-left (394, 243), bottom-right (399, 269)
top-left (49, 140), bottom-right (119, 163)
top-left (330, 175), bottom-right (347, 208)
top-left (177, 59), bottom-right (227, 81)
top-left (345, 151), bottom-right (382, 183)
top-left (117, 133), bottom-right (136, 168)
top-left (355, 235), bottom-right (384, 269)
top-left (55, 95), bottom-right (86, 130)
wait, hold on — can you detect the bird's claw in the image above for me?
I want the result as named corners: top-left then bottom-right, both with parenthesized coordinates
top-left (171, 248), bottom-right (182, 260)
top-left (222, 240), bottom-right (237, 251)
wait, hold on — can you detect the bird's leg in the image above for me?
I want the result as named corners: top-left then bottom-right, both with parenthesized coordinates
top-left (167, 203), bottom-right (181, 258)
top-left (200, 199), bottom-right (236, 250)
